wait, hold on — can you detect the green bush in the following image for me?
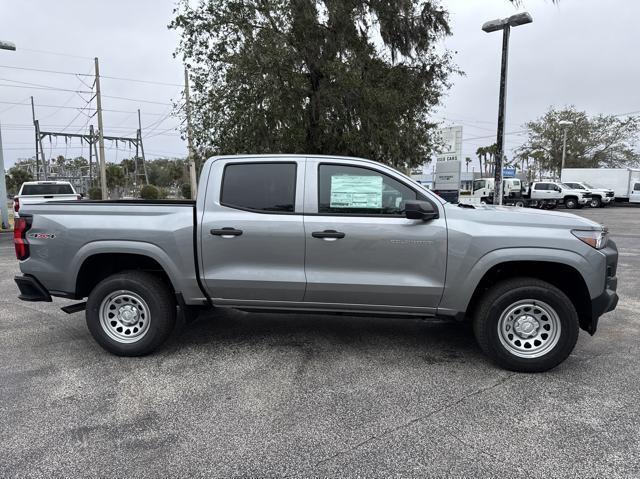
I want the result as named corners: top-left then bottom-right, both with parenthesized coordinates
top-left (140, 185), bottom-right (159, 199)
top-left (180, 183), bottom-right (192, 199)
top-left (88, 187), bottom-right (102, 200)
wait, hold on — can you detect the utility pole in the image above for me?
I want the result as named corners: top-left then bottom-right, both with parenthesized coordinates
top-left (31, 96), bottom-right (39, 180)
top-left (137, 109), bottom-right (149, 185)
top-left (94, 57), bottom-right (108, 199)
top-left (31, 96), bottom-right (47, 180)
top-left (559, 120), bottom-right (573, 176)
top-left (184, 67), bottom-right (197, 199)
top-left (0, 123), bottom-right (9, 229)
top-left (88, 124), bottom-right (94, 185)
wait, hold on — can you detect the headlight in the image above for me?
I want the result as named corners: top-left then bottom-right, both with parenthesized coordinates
top-left (572, 229), bottom-right (608, 249)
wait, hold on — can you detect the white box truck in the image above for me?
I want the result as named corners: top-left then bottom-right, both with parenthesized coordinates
top-left (561, 168), bottom-right (640, 203)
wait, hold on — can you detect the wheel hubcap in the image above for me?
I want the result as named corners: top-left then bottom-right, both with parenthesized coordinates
top-left (99, 290), bottom-right (150, 343)
top-left (497, 300), bottom-right (561, 358)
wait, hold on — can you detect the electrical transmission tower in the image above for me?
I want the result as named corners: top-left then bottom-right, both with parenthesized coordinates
top-left (30, 57), bottom-right (149, 196)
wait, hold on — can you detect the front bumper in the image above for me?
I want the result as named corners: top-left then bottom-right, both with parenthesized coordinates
top-left (585, 240), bottom-right (618, 335)
top-left (578, 197), bottom-right (589, 205)
top-left (15, 275), bottom-right (52, 302)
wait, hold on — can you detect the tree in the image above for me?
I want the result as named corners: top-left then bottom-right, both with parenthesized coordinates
top-left (105, 164), bottom-right (125, 190)
top-left (140, 185), bottom-right (159, 199)
top-left (515, 106), bottom-right (640, 176)
top-left (170, 0), bottom-right (456, 171)
top-left (7, 167), bottom-right (33, 194)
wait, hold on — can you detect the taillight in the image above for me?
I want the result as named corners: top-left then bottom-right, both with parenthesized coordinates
top-left (13, 197), bottom-right (19, 213)
top-left (14, 217), bottom-right (31, 260)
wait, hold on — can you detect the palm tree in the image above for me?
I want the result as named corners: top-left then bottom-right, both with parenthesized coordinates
top-left (476, 146), bottom-right (486, 175)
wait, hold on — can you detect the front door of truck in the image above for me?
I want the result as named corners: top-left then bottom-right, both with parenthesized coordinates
top-left (302, 159), bottom-right (447, 312)
top-left (631, 182), bottom-right (640, 204)
top-left (200, 158), bottom-right (306, 302)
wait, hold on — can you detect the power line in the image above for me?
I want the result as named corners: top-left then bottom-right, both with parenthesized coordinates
top-left (0, 83), bottom-right (92, 94)
top-left (20, 48), bottom-right (94, 60)
top-left (102, 94), bottom-right (178, 106)
top-left (0, 65), bottom-right (182, 87)
top-left (0, 100), bottom-right (171, 117)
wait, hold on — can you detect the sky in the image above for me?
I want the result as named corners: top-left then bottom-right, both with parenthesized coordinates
top-left (0, 0), bottom-right (638, 168)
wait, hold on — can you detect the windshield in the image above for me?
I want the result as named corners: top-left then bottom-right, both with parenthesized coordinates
top-left (21, 184), bottom-right (74, 195)
top-left (561, 183), bottom-right (578, 189)
top-left (581, 182), bottom-right (595, 188)
top-left (473, 179), bottom-right (486, 191)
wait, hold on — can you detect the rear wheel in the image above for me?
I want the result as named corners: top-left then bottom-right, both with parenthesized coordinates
top-left (473, 277), bottom-right (579, 372)
top-left (86, 271), bottom-right (176, 356)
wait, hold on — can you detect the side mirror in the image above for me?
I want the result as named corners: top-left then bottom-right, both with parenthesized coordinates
top-left (555, 186), bottom-right (561, 192)
top-left (405, 200), bottom-right (438, 221)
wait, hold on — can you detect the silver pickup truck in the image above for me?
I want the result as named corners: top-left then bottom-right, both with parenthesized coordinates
top-left (13, 155), bottom-right (618, 372)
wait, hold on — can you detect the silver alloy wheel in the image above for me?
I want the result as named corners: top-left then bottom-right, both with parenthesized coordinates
top-left (589, 198), bottom-right (600, 208)
top-left (497, 299), bottom-right (561, 358)
top-left (99, 290), bottom-right (151, 343)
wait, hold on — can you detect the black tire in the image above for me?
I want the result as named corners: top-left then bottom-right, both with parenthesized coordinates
top-left (514, 200), bottom-right (525, 208)
top-left (589, 197), bottom-right (602, 208)
top-left (564, 197), bottom-right (578, 209)
top-left (86, 271), bottom-right (176, 356)
top-left (473, 277), bottom-right (579, 373)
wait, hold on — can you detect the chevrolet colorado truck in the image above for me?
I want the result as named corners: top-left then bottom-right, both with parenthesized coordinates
top-left (13, 155), bottom-right (619, 372)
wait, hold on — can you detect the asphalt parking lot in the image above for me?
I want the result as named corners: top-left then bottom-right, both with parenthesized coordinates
top-left (1, 206), bottom-right (639, 478)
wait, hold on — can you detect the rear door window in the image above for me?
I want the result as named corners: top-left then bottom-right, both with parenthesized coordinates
top-left (220, 162), bottom-right (297, 213)
top-left (534, 183), bottom-right (548, 191)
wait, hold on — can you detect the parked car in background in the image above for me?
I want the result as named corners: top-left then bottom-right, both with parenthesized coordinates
top-left (14, 155), bottom-right (618, 373)
top-left (13, 181), bottom-right (81, 217)
top-left (563, 181), bottom-right (614, 208)
top-left (528, 181), bottom-right (590, 209)
top-left (561, 168), bottom-right (640, 203)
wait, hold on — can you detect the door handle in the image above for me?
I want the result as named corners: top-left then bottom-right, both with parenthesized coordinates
top-left (210, 227), bottom-right (243, 237)
top-left (311, 230), bottom-right (345, 239)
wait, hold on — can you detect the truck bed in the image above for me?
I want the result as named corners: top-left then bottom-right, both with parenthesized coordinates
top-left (17, 200), bottom-right (206, 304)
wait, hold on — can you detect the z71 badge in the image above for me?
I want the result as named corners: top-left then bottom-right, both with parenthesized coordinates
top-left (28, 233), bottom-right (56, 239)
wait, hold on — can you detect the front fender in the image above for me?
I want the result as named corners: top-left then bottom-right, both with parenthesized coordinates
top-left (437, 247), bottom-right (605, 316)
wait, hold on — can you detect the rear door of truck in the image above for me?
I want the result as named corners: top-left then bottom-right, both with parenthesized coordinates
top-left (199, 157), bottom-right (306, 302)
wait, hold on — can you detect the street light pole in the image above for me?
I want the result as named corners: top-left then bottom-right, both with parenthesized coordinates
top-left (482, 12), bottom-right (532, 206)
top-left (0, 39), bottom-right (16, 230)
top-left (493, 25), bottom-right (510, 206)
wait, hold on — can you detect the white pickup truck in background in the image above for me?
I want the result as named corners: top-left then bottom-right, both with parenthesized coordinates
top-left (562, 168), bottom-right (640, 203)
top-left (528, 181), bottom-right (590, 209)
top-left (562, 181), bottom-right (614, 208)
top-left (13, 181), bottom-right (81, 217)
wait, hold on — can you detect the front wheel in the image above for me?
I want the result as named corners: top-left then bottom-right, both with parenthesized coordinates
top-left (589, 197), bottom-right (602, 208)
top-left (86, 271), bottom-right (176, 356)
top-left (473, 277), bottom-right (579, 372)
top-left (564, 197), bottom-right (578, 209)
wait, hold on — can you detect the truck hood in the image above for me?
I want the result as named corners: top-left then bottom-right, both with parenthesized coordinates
top-left (446, 204), bottom-right (603, 230)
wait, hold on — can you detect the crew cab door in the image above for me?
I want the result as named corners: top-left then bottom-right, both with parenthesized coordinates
top-left (302, 159), bottom-right (447, 312)
top-left (199, 158), bottom-right (306, 302)
top-left (531, 182), bottom-right (555, 199)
